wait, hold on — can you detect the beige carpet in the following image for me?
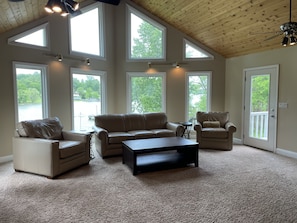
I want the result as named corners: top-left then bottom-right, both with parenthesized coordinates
top-left (1, 145), bottom-right (297, 223)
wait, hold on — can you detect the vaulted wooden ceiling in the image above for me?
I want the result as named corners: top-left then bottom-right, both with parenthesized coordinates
top-left (1, 0), bottom-right (297, 58)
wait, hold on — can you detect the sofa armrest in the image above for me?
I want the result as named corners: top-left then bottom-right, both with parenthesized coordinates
top-left (166, 122), bottom-right (184, 137)
top-left (225, 122), bottom-right (237, 133)
top-left (12, 137), bottom-right (60, 177)
top-left (93, 126), bottom-right (108, 140)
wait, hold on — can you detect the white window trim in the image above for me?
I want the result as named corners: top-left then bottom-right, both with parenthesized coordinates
top-left (183, 39), bottom-right (214, 61)
top-left (8, 23), bottom-right (50, 51)
top-left (126, 72), bottom-right (166, 113)
top-left (70, 67), bottom-right (107, 129)
top-left (127, 5), bottom-right (166, 61)
top-left (13, 61), bottom-right (49, 124)
top-left (185, 71), bottom-right (212, 121)
top-left (69, 2), bottom-right (105, 59)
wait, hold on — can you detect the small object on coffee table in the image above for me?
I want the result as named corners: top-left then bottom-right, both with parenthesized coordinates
top-left (122, 137), bottom-right (199, 175)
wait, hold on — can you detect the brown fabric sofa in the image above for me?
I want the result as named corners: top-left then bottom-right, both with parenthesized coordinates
top-left (12, 117), bottom-right (91, 178)
top-left (93, 112), bottom-right (184, 158)
top-left (194, 111), bottom-right (236, 150)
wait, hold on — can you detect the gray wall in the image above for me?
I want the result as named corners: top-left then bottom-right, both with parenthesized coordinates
top-left (0, 0), bottom-right (225, 159)
top-left (226, 46), bottom-right (297, 154)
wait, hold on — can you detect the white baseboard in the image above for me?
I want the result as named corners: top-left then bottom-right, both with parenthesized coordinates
top-left (276, 148), bottom-right (297, 159)
top-left (0, 155), bottom-right (13, 164)
top-left (233, 138), bottom-right (243, 144)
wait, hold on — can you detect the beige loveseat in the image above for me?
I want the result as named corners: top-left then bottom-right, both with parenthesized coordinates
top-left (12, 117), bottom-right (91, 178)
top-left (93, 112), bottom-right (184, 158)
top-left (194, 111), bottom-right (236, 150)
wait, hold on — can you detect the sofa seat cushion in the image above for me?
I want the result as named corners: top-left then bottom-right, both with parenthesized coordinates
top-left (59, 141), bottom-right (84, 158)
top-left (151, 129), bottom-right (175, 137)
top-left (201, 128), bottom-right (228, 138)
top-left (108, 132), bottom-right (134, 144)
top-left (128, 130), bottom-right (156, 139)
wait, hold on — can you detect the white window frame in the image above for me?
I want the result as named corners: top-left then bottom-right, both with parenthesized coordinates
top-left (70, 68), bottom-right (107, 130)
top-left (69, 3), bottom-right (105, 59)
top-left (8, 23), bottom-right (50, 50)
top-left (13, 61), bottom-right (49, 123)
top-left (127, 5), bottom-right (166, 61)
top-left (183, 39), bottom-right (214, 61)
top-left (126, 72), bottom-right (166, 113)
top-left (186, 71), bottom-right (212, 122)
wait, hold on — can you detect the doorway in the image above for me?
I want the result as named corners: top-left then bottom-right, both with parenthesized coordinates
top-left (243, 65), bottom-right (279, 152)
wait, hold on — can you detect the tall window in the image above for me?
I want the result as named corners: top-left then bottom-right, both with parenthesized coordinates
top-left (71, 68), bottom-right (106, 131)
top-left (186, 72), bottom-right (211, 122)
top-left (69, 3), bottom-right (104, 57)
top-left (13, 62), bottom-right (48, 122)
top-left (127, 72), bottom-right (166, 113)
top-left (128, 6), bottom-right (166, 60)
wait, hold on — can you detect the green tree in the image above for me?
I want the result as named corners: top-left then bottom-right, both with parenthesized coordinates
top-left (188, 76), bottom-right (208, 120)
top-left (132, 21), bottom-right (163, 58)
top-left (251, 75), bottom-right (269, 112)
top-left (17, 73), bottom-right (42, 105)
top-left (131, 76), bottom-right (162, 113)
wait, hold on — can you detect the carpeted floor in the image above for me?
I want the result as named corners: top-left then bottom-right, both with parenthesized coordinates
top-left (1, 145), bottom-right (297, 223)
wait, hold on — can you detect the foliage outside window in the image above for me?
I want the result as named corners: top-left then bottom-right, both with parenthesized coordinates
top-left (70, 4), bottom-right (103, 57)
top-left (251, 75), bottom-right (269, 112)
top-left (71, 68), bottom-right (106, 130)
top-left (13, 62), bottom-right (48, 122)
top-left (127, 72), bottom-right (166, 113)
top-left (187, 72), bottom-right (211, 122)
top-left (128, 6), bottom-right (166, 60)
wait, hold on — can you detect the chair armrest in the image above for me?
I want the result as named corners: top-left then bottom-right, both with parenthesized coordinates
top-left (194, 122), bottom-right (202, 132)
top-left (225, 122), bottom-right (237, 133)
top-left (166, 122), bottom-right (184, 137)
top-left (62, 131), bottom-right (90, 142)
top-left (12, 137), bottom-right (60, 177)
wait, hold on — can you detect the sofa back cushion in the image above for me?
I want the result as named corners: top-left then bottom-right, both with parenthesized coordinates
top-left (197, 111), bottom-right (229, 128)
top-left (124, 114), bottom-right (146, 131)
top-left (17, 117), bottom-right (63, 139)
top-left (95, 114), bottom-right (126, 132)
top-left (144, 112), bottom-right (167, 130)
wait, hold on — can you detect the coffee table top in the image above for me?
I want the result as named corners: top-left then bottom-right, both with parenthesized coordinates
top-left (122, 137), bottom-right (198, 151)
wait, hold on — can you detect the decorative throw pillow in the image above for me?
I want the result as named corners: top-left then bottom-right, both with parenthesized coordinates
top-left (203, 121), bottom-right (220, 128)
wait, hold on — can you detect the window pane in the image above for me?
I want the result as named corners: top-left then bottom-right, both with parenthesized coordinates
top-left (130, 11), bottom-right (165, 59)
top-left (16, 68), bottom-right (43, 121)
top-left (188, 75), bottom-right (209, 121)
top-left (130, 75), bottom-right (164, 113)
top-left (72, 74), bottom-right (102, 130)
top-left (184, 39), bottom-right (213, 59)
top-left (70, 7), bottom-right (100, 56)
top-left (15, 29), bottom-right (46, 47)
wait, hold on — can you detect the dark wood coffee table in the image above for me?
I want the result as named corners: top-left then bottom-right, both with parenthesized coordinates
top-left (122, 137), bottom-right (199, 175)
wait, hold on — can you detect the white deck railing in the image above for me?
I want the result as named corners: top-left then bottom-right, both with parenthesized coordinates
top-left (250, 111), bottom-right (268, 140)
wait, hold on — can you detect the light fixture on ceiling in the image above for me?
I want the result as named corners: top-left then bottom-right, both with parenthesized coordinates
top-left (86, 58), bottom-right (90, 66)
top-left (280, 0), bottom-right (297, 46)
top-left (45, 0), bottom-right (79, 17)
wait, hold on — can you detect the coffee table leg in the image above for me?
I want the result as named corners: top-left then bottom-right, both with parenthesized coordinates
top-left (195, 146), bottom-right (199, 167)
top-left (132, 152), bottom-right (137, 175)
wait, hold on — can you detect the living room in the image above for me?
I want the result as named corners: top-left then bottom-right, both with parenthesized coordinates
top-left (0, 0), bottom-right (297, 161)
top-left (1, 0), bottom-right (297, 222)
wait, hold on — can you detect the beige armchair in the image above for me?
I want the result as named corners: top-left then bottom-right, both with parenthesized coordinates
top-left (12, 117), bottom-right (91, 178)
top-left (194, 111), bottom-right (236, 150)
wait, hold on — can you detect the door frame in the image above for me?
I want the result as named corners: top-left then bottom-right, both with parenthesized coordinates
top-left (242, 64), bottom-right (279, 152)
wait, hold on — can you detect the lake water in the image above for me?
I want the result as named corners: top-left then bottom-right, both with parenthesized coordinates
top-left (19, 101), bottom-right (101, 130)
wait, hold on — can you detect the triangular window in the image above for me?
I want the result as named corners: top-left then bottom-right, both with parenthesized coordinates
top-left (8, 23), bottom-right (49, 49)
top-left (128, 6), bottom-right (166, 60)
top-left (184, 39), bottom-right (213, 60)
